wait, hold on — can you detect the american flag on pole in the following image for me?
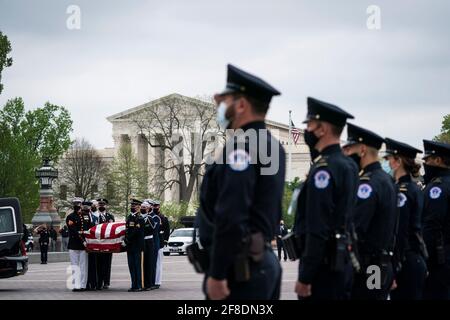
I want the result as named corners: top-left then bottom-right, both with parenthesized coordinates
top-left (84, 222), bottom-right (126, 253)
top-left (290, 120), bottom-right (301, 145)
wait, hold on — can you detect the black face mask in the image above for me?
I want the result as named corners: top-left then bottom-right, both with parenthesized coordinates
top-left (153, 208), bottom-right (159, 214)
top-left (98, 207), bottom-right (106, 212)
top-left (130, 207), bottom-right (136, 213)
top-left (423, 164), bottom-right (447, 185)
top-left (304, 130), bottom-right (320, 160)
top-left (349, 153), bottom-right (362, 170)
top-left (140, 209), bottom-right (147, 214)
top-left (73, 205), bottom-right (81, 212)
top-left (91, 207), bottom-right (97, 212)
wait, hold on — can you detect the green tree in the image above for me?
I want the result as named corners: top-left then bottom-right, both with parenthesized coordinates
top-left (434, 114), bottom-right (450, 143)
top-left (0, 98), bottom-right (73, 222)
top-left (0, 31), bottom-right (13, 95)
top-left (106, 142), bottom-right (148, 216)
top-left (281, 177), bottom-right (302, 230)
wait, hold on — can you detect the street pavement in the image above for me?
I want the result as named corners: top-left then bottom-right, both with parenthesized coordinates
top-left (0, 251), bottom-right (298, 300)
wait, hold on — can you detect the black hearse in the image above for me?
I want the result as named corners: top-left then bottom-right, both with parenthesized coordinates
top-left (0, 197), bottom-right (28, 278)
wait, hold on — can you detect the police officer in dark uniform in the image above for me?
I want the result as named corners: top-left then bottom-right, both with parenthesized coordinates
top-left (422, 140), bottom-right (450, 299)
top-left (37, 225), bottom-right (50, 264)
top-left (125, 199), bottom-right (145, 292)
top-left (97, 198), bottom-right (115, 289)
top-left (196, 64), bottom-right (285, 300)
top-left (383, 138), bottom-right (427, 300)
top-left (276, 220), bottom-right (288, 261)
top-left (294, 98), bottom-right (358, 300)
top-left (345, 123), bottom-right (398, 300)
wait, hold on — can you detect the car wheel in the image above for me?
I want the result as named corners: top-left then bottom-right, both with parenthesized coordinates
top-left (178, 252), bottom-right (185, 256)
top-left (163, 252), bottom-right (170, 256)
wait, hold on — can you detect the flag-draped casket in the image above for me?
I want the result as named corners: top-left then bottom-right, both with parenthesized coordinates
top-left (84, 222), bottom-right (126, 253)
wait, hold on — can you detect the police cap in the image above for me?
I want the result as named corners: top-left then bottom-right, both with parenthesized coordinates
top-left (215, 64), bottom-right (280, 104)
top-left (346, 123), bottom-right (385, 150)
top-left (385, 138), bottom-right (422, 159)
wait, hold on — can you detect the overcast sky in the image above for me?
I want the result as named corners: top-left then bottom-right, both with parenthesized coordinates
top-left (0, 0), bottom-right (449, 150)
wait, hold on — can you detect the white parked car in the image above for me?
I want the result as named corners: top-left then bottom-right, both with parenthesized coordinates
top-left (163, 228), bottom-right (196, 256)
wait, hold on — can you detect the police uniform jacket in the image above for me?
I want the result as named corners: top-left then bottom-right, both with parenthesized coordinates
top-left (354, 162), bottom-right (398, 257)
top-left (422, 170), bottom-right (450, 263)
top-left (198, 120), bottom-right (286, 280)
top-left (395, 175), bottom-right (424, 258)
top-left (296, 144), bottom-right (359, 284)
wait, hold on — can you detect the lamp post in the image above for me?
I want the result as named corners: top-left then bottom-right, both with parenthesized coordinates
top-left (31, 158), bottom-right (61, 230)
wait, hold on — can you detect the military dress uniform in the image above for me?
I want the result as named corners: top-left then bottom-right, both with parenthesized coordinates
top-left (196, 64), bottom-right (286, 300)
top-left (126, 199), bottom-right (145, 292)
top-left (346, 124), bottom-right (398, 300)
top-left (295, 98), bottom-right (358, 300)
top-left (101, 205), bottom-right (115, 289)
top-left (66, 198), bottom-right (91, 291)
top-left (422, 140), bottom-right (450, 299)
top-left (142, 202), bottom-right (156, 290)
top-left (384, 138), bottom-right (427, 300)
top-left (156, 208), bottom-right (170, 287)
top-left (87, 202), bottom-right (100, 291)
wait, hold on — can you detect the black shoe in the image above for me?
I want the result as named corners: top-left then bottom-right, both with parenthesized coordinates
top-left (128, 288), bottom-right (137, 292)
top-left (96, 287), bottom-right (102, 291)
top-left (102, 285), bottom-right (109, 290)
top-left (72, 288), bottom-right (80, 292)
top-left (150, 286), bottom-right (158, 290)
top-left (143, 287), bottom-right (150, 291)
top-left (154, 285), bottom-right (160, 289)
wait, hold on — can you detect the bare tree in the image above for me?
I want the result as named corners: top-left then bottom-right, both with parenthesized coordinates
top-left (59, 138), bottom-right (106, 200)
top-left (133, 95), bottom-right (221, 203)
top-left (106, 141), bottom-right (148, 214)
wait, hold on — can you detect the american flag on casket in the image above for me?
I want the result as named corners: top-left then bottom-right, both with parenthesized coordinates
top-left (84, 222), bottom-right (126, 253)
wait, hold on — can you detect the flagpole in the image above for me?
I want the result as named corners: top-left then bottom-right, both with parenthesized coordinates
top-left (288, 110), bottom-right (292, 182)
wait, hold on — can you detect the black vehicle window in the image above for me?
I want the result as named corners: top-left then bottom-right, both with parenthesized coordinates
top-left (0, 207), bottom-right (15, 234)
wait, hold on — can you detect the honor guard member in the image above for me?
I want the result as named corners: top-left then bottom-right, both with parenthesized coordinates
top-left (125, 199), bottom-right (145, 292)
top-left (149, 202), bottom-right (161, 289)
top-left (345, 124), bottom-right (398, 300)
top-left (87, 200), bottom-right (100, 291)
top-left (154, 200), bottom-right (168, 288)
top-left (66, 198), bottom-right (90, 291)
top-left (382, 138), bottom-right (427, 300)
top-left (141, 201), bottom-right (155, 291)
top-left (97, 198), bottom-right (115, 289)
top-left (84, 200), bottom-right (99, 291)
top-left (196, 64), bottom-right (285, 300)
top-left (421, 140), bottom-right (450, 299)
top-left (294, 98), bottom-right (358, 300)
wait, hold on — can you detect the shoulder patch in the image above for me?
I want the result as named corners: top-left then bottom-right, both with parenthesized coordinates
top-left (227, 149), bottom-right (251, 171)
top-left (398, 193), bottom-right (407, 207)
top-left (357, 183), bottom-right (373, 199)
top-left (429, 186), bottom-right (442, 199)
top-left (314, 170), bottom-right (330, 189)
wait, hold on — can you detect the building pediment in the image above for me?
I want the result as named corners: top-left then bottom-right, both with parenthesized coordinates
top-left (107, 93), bottom-right (214, 122)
